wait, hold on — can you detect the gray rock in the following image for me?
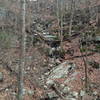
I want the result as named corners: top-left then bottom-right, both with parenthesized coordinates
top-left (72, 91), bottom-right (78, 98)
top-left (60, 84), bottom-right (65, 88)
top-left (5, 88), bottom-right (9, 92)
top-left (22, 88), bottom-right (27, 95)
top-left (46, 80), bottom-right (54, 86)
top-left (47, 91), bottom-right (58, 99)
top-left (93, 91), bottom-right (98, 96)
top-left (0, 72), bottom-right (3, 82)
top-left (47, 62), bottom-right (76, 81)
top-left (27, 90), bottom-right (34, 95)
top-left (63, 86), bottom-right (70, 94)
top-left (55, 59), bottom-right (61, 64)
top-left (80, 90), bottom-right (85, 96)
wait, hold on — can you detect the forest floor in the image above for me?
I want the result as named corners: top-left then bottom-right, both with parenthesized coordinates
top-left (0, 34), bottom-right (100, 100)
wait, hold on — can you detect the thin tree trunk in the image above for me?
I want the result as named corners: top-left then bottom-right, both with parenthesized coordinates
top-left (60, 0), bottom-right (64, 49)
top-left (56, 0), bottom-right (60, 37)
top-left (85, 0), bottom-right (91, 23)
top-left (69, 0), bottom-right (75, 36)
top-left (96, 0), bottom-right (99, 27)
top-left (57, 0), bottom-right (64, 49)
top-left (18, 0), bottom-right (26, 100)
top-left (80, 34), bottom-right (88, 92)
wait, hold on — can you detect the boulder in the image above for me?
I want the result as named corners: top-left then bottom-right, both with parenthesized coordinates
top-left (46, 62), bottom-right (76, 83)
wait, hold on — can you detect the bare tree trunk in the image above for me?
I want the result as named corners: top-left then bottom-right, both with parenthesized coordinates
top-left (18, 0), bottom-right (26, 100)
top-left (56, 0), bottom-right (60, 37)
top-left (57, 0), bottom-right (64, 49)
top-left (85, 0), bottom-right (91, 24)
top-left (96, 0), bottom-right (99, 28)
top-left (69, 0), bottom-right (75, 36)
top-left (60, 0), bottom-right (64, 49)
top-left (80, 33), bottom-right (89, 92)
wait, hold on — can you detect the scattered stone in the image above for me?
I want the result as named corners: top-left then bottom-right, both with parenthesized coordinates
top-left (22, 89), bottom-right (34, 95)
top-left (44, 72), bottom-right (50, 76)
top-left (60, 84), bottom-right (65, 88)
top-left (63, 86), bottom-right (70, 94)
top-left (55, 59), bottom-right (61, 64)
top-left (5, 88), bottom-right (9, 92)
top-left (22, 88), bottom-right (27, 95)
top-left (47, 91), bottom-right (58, 99)
top-left (44, 85), bottom-right (48, 89)
top-left (48, 63), bottom-right (54, 67)
top-left (80, 90), bottom-right (85, 97)
top-left (72, 91), bottom-right (78, 98)
top-left (93, 91), bottom-right (98, 96)
top-left (46, 80), bottom-right (54, 86)
top-left (27, 90), bottom-right (34, 95)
